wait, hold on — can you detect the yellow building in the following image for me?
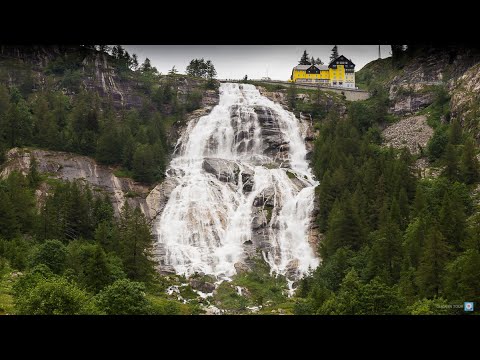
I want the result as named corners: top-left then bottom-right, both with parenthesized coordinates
top-left (290, 55), bottom-right (356, 89)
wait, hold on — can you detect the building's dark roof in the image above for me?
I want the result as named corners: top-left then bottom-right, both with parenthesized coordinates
top-left (328, 55), bottom-right (355, 68)
top-left (294, 64), bottom-right (329, 71)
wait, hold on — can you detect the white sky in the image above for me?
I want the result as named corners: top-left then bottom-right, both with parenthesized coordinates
top-left (123, 45), bottom-right (392, 81)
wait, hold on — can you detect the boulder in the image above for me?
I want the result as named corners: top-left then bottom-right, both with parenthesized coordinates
top-left (189, 278), bottom-right (216, 294)
top-left (241, 167), bottom-right (254, 192)
top-left (253, 187), bottom-right (275, 207)
top-left (234, 262), bottom-right (252, 274)
top-left (202, 158), bottom-right (239, 183)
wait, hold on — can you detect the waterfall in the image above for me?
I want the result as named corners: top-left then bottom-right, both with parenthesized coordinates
top-left (155, 83), bottom-right (319, 281)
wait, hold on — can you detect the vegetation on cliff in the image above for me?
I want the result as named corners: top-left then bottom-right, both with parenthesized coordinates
top-left (294, 60), bottom-right (480, 314)
top-left (0, 45), bottom-right (216, 185)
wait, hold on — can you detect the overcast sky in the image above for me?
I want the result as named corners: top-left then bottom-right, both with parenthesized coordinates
top-left (123, 45), bottom-right (392, 81)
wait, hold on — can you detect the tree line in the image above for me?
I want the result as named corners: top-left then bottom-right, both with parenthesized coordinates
top-left (0, 169), bottom-right (199, 314)
top-left (297, 46), bottom-right (339, 66)
top-left (294, 84), bottom-right (480, 315)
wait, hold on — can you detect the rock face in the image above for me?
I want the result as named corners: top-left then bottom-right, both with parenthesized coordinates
top-left (449, 62), bottom-right (480, 139)
top-left (0, 45), bottom-right (220, 112)
top-left (254, 106), bottom-right (290, 162)
top-left (384, 47), bottom-right (480, 116)
top-left (0, 148), bottom-right (151, 218)
top-left (382, 115), bottom-right (433, 154)
top-left (202, 158), bottom-right (240, 183)
top-left (189, 278), bottom-right (216, 294)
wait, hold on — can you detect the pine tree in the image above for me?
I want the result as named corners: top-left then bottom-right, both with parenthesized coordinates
top-left (141, 58), bottom-right (152, 72)
top-left (27, 155), bottom-right (41, 189)
top-left (322, 197), bottom-right (365, 258)
top-left (449, 119), bottom-right (463, 145)
top-left (460, 137), bottom-right (480, 184)
top-left (330, 45), bottom-right (339, 62)
top-left (443, 143), bottom-right (460, 181)
top-left (403, 216), bottom-right (428, 268)
top-left (3, 98), bottom-right (33, 148)
top-left (398, 188), bottom-right (410, 230)
top-left (439, 190), bottom-right (466, 251)
top-left (118, 203), bottom-right (156, 283)
top-left (465, 212), bottom-right (480, 251)
top-left (322, 268), bottom-right (362, 315)
top-left (416, 225), bottom-right (450, 298)
top-left (131, 53), bottom-right (139, 71)
top-left (299, 50), bottom-right (310, 65)
top-left (445, 249), bottom-right (480, 302)
top-left (310, 56), bottom-right (315, 65)
top-left (315, 57), bottom-right (324, 65)
top-left (412, 184), bottom-right (427, 218)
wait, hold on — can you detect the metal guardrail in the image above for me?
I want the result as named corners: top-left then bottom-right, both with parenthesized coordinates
top-left (218, 79), bottom-right (369, 94)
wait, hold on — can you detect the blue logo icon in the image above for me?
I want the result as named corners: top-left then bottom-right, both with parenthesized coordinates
top-left (464, 302), bottom-right (474, 312)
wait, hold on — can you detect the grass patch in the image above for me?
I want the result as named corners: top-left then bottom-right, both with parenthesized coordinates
top-left (113, 168), bottom-right (134, 179)
top-left (286, 170), bottom-right (297, 180)
top-left (264, 205), bottom-right (273, 223)
top-left (146, 294), bottom-right (204, 315)
top-left (0, 262), bottom-right (16, 315)
top-left (125, 191), bottom-right (140, 198)
top-left (212, 257), bottom-right (293, 313)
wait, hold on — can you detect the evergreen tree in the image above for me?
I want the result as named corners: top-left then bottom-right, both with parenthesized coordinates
top-left (445, 249), bottom-right (480, 302)
top-left (131, 53), bottom-right (139, 71)
top-left (2, 97), bottom-right (33, 148)
top-left (439, 190), bottom-right (467, 251)
top-left (427, 126), bottom-right (449, 161)
top-left (412, 184), bottom-right (428, 218)
top-left (403, 216), bottom-right (428, 268)
top-left (310, 56), bottom-right (315, 65)
top-left (31, 93), bottom-right (58, 148)
top-left (141, 58), bottom-right (152, 72)
top-left (27, 155), bottom-right (41, 189)
top-left (315, 57), bottom-right (324, 65)
top-left (330, 45), bottom-right (339, 62)
top-left (118, 203), bottom-right (156, 282)
top-left (321, 197), bottom-right (364, 258)
top-left (390, 45), bottom-right (405, 66)
top-left (459, 137), bottom-right (480, 184)
top-left (465, 212), bottom-right (480, 251)
top-left (449, 119), bottom-right (463, 145)
top-left (299, 50), bottom-right (310, 65)
top-left (443, 143), bottom-right (460, 181)
top-left (416, 226), bottom-right (450, 298)
top-left (356, 277), bottom-right (405, 315)
top-left (132, 144), bottom-right (157, 183)
top-left (67, 241), bottom-right (111, 293)
top-left (320, 268), bottom-right (362, 315)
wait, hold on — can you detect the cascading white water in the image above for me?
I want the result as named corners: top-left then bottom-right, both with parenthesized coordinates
top-left (156, 83), bottom-right (319, 281)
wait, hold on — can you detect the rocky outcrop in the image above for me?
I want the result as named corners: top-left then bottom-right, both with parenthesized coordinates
top-left (202, 158), bottom-right (240, 183)
top-left (449, 63), bottom-right (480, 138)
top-left (146, 177), bottom-right (181, 221)
top-left (0, 45), bottom-right (220, 112)
top-left (254, 106), bottom-right (289, 162)
top-left (358, 47), bottom-right (480, 117)
top-left (189, 278), bottom-right (216, 294)
top-left (0, 148), bottom-right (151, 218)
top-left (382, 115), bottom-right (433, 154)
top-left (168, 90), bottom-right (220, 154)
